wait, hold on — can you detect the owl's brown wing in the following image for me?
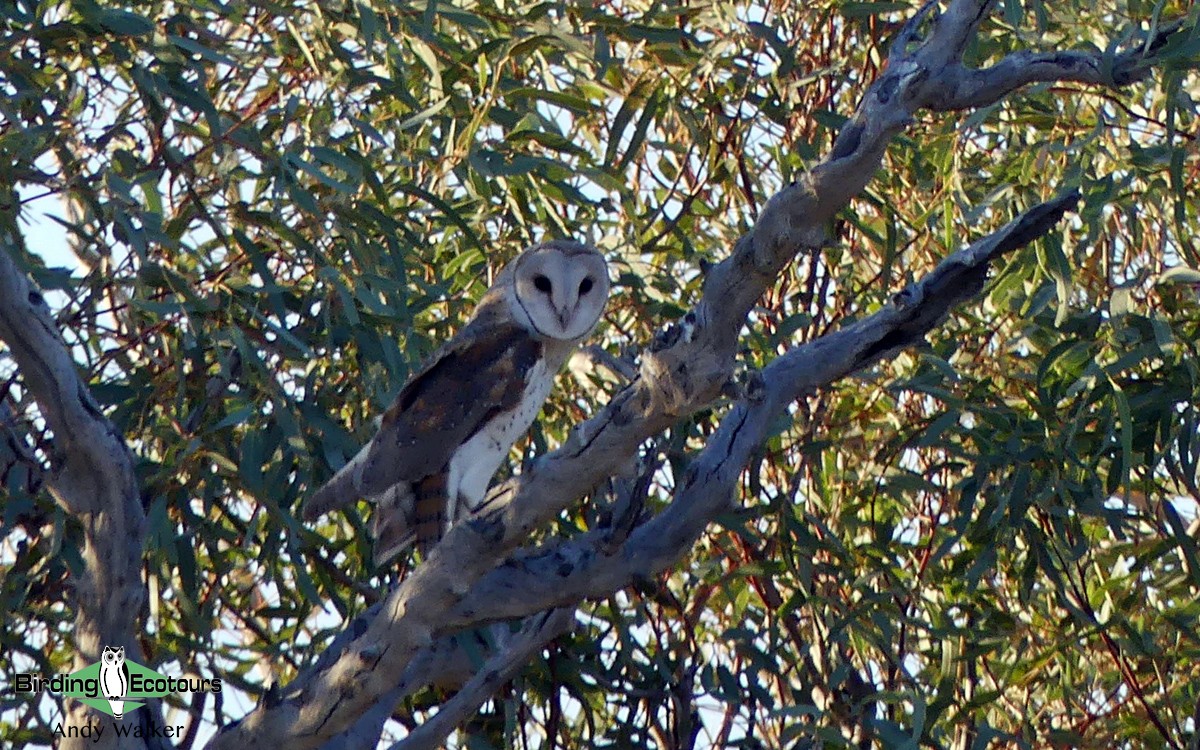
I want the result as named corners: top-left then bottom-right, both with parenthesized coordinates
top-left (302, 320), bottom-right (542, 520)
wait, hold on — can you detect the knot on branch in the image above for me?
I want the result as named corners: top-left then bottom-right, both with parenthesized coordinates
top-left (27, 288), bottom-right (49, 310)
top-left (642, 310), bottom-right (723, 415)
top-left (892, 284), bottom-right (924, 309)
top-left (753, 182), bottom-right (825, 265)
top-left (639, 349), bottom-right (693, 417)
top-left (743, 370), bottom-right (767, 403)
top-left (464, 505), bottom-right (506, 545)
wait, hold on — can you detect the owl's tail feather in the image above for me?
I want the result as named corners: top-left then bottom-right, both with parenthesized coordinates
top-left (409, 473), bottom-right (448, 557)
top-left (372, 481), bottom-right (421, 567)
top-left (301, 443), bottom-right (372, 520)
top-left (374, 473), bottom-right (453, 567)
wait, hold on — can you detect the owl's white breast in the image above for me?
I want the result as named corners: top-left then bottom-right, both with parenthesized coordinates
top-left (448, 358), bottom-right (555, 513)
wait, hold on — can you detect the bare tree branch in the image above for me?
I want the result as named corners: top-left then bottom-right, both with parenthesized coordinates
top-left (205, 1), bottom-right (1186, 745)
top-left (314, 607), bottom-right (559, 750)
top-left (436, 191), bottom-right (1081, 627)
top-left (927, 20), bottom-right (1188, 111)
top-left (0, 232), bottom-right (161, 749)
top-left (387, 608), bottom-right (575, 750)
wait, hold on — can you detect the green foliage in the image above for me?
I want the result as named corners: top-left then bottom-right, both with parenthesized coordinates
top-left (1, 0), bottom-right (1199, 747)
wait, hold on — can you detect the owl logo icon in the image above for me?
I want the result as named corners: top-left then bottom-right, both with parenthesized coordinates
top-left (98, 646), bottom-right (130, 719)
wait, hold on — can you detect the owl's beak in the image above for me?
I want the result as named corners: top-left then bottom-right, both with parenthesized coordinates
top-left (557, 307), bottom-right (571, 329)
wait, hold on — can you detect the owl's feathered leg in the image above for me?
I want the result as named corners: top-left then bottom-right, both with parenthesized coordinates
top-left (371, 481), bottom-right (421, 567)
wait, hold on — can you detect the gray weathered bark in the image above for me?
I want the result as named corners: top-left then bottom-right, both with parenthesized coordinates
top-left (0, 233), bottom-right (170, 750)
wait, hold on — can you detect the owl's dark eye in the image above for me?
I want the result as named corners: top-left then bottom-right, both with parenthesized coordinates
top-left (579, 277), bottom-right (594, 295)
top-left (533, 274), bottom-right (552, 293)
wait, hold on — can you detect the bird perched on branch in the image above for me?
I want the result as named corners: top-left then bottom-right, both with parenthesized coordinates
top-left (303, 240), bottom-right (610, 565)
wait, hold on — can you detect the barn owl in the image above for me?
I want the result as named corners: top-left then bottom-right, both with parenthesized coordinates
top-left (99, 646), bottom-right (129, 720)
top-left (303, 240), bottom-right (609, 565)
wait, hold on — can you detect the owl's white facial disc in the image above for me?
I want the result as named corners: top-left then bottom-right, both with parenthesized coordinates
top-left (513, 241), bottom-right (609, 341)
